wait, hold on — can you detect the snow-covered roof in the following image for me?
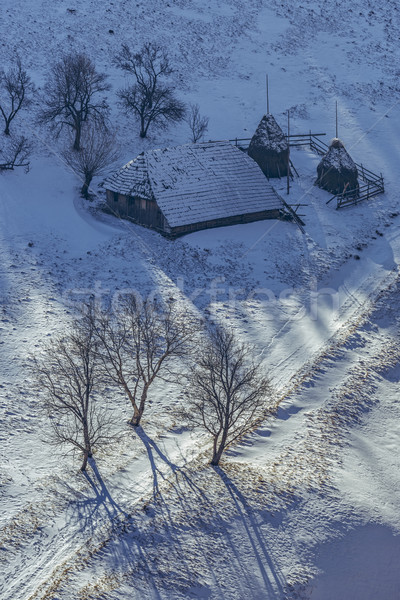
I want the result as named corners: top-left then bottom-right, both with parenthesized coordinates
top-left (104, 152), bottom-right (153, 199)
top-left (104, 142), bottom-right (284, 228)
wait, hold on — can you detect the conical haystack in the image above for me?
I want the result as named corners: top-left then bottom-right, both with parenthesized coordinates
top-left (247, 114), bottom-right (289, 179)
top-left (316, 138), bottom-right (359, 195)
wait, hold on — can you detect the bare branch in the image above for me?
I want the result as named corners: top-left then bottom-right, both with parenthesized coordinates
top-left (38, 52), bottom-right (110, 150)
top-left (86, 297), bottom-right (197, 426)
top-left (181, 327), bottom-right (273, 465)
top-left (186, 103), bottom-right (209, 143)
top-left (62, 122), bottom-right (121, 198)
top-left (115, 42), bottom-right (185, 138)
top-left (0, 135), bottom-right (32, 171)
top-left (31, 317), bottom-right (117, 471)
top-left (0, 56), bottom-right (35, 135)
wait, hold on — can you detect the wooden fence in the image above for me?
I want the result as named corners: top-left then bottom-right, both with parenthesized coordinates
top-left (285, 133), bottom-right (385, 209)
top-left (222, 132), bottom-right (327, 150)
top-left (214, 132), bottom-right (385, 209)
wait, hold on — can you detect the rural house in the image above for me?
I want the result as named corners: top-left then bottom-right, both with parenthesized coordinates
top-left (104, 142), bottom-right (288, 238)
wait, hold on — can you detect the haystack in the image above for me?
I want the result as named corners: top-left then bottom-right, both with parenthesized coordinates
top-left (316, 138), bottom-right (359, 195)
top-left (247, 114), bottom-right (289, 179)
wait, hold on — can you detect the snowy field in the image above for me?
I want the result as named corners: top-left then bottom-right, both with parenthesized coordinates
top-left (1, 0), bottom-right (400, 598)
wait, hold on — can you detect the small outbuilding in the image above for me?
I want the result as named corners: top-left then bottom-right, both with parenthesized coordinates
top-left (103, 142), bottom-right (287, 238)
top-left (316, 138), bottom-right (359, 196)
top-left (247, 114), bottom-right (289, 179)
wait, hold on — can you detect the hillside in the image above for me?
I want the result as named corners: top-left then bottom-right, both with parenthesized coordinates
top-left (1, 1), bottom-right (400, 598)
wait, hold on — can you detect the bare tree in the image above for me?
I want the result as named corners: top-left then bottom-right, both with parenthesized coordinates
top-left (115, 42), bottom-right (185, 138)
top-left (38, 52), bottom-right (110, 151)
top-left (186, 103), bottom-right (209, 143)
top-left (0, 56), bottom-right (35, 136)
top-left (0, 135), bottom-right (32, 171)
top-left (62, 123), bottom-right (120, 198)
top-left (32, 318), bottom-right (115, 471)
top-left (183, 328), bottom-right (273, 466)
top-left (88, 296), bottom-right (195, 426)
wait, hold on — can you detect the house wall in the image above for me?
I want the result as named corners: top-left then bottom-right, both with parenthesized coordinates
top-left (106, 189), bottom-right (281, 238)
top-left (106, 190), bottom-right (170, 232)
top-left (169, 209), bottom-right (282, 238)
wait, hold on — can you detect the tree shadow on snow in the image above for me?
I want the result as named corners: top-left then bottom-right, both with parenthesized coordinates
top-left (61, 458), bottom-right (131, 534)
top-left (143, 462), bottom-right (274, 599)
top-left (214, 466), bottom-right (286, 598)
top-left (83, 458), bottom-right (131, 519)
top-left (135, 426), bottom-right (180, 500)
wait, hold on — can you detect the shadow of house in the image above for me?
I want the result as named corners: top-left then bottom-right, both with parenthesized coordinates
top-left (103, 142), bottom-right (286, 238)
top-left (247, 114), bottom-right (289, 179)
top-left (316, 138), bottom-right (359, 196)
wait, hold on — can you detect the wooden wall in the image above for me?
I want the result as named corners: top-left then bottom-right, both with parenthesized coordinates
top-left (169, 209), bottom-right (282, 238)
top-left (106, 190), bottom-right (170, 233)
top-left (106, 189), bottom-right (281, 238)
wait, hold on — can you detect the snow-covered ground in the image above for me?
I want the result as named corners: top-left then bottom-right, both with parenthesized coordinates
top-left (1, 0), bottom-right (400, 598)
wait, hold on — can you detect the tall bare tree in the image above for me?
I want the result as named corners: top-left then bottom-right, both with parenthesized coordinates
top-left (186, 103), bottom-right (209, 143)
top-left (32, 318), bottom-right (115, 471)
top-left (115, 42), bottom-right (185, 138)
top-left (62, 123), bottom-right (120, 198)
top-left (0, 56), bottom-right (35, 136)
top-left (88, 296), bottom-right (195, 426)
top-left (38, 52), bottom-right (110, 151)
top-left (183, 328), bottom-right (273, 466)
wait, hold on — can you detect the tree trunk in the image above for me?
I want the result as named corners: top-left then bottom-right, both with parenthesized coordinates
top-left (4, 124), bottom-right (10, 136)
top-left (129, 399), bottom-right (143, 426)
top-left (129, 385), bottom-right (148, 426)
top-left (81, 448), bottom-right (89, 471)
top-left (210, 428), bottom-right (228, 466)
top-left (129, 402), bottom-right (144, 426)
top-left (211, 445), bottom-right (224, 466)
top-left (81, 447), bottom-right (92, 471)
top-left (211, 436), bottom-right (222, 466)
top-left (130, 409), bottom-right (143, 426)
top-left (81, 175), bottom-right (92, 198)
top-left (81, 420), bottom-right (92, 470)
top-left (73, 124), bottom-right (81, 151)
top-left (140, 115), bottom-right (147, 138)
top-left (81, 182), bottom-right (89, 198)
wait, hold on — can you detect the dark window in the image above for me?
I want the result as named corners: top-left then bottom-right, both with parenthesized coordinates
top-left (113, 192), bottom-right (118, 202)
